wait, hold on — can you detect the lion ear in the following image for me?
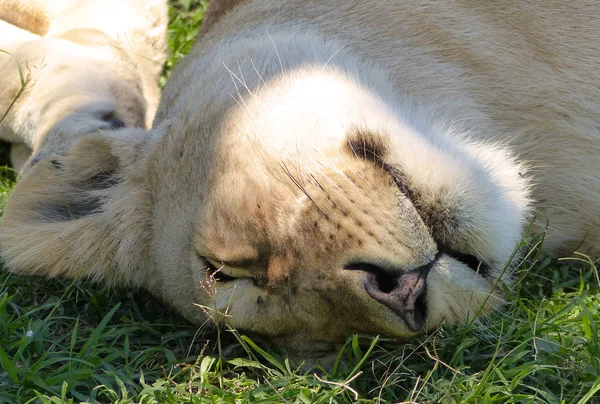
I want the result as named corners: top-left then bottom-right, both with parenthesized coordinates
top-left (0, 129), bottom-right (154, 286)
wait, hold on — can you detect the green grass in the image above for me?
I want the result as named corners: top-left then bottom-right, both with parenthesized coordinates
top-left (1, 1), bottom-right (600, 402)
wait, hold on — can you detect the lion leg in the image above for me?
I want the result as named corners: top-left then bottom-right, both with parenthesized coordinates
top-left (0, 21), bottom-right (40, 159)
top-left (0, 1), bottom-right (168, 172)
top-left (0, 0), bottom-right (50, 36)
top-left (45, 0), bottom-right (168, 127)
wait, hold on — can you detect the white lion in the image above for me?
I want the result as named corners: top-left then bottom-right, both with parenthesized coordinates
top-left (1, 0), bottom-right (599, 360)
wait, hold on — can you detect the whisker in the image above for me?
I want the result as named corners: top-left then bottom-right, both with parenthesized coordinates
top-left (280, 161), bottom-right (325, 216)
top-left (266, 31), bottom-right (284, 74)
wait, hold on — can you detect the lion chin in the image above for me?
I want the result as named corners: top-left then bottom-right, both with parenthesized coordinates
top-left (3, 0), bottom-right (600, 361)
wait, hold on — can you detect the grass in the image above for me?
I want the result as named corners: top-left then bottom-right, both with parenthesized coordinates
top-left (1, 1), bottom-right (600, 402)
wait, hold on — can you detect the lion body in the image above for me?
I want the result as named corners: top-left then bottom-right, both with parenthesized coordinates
top-left (1, 0), bottom-right (599, 359)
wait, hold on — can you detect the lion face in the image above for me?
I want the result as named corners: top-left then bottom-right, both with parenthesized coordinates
top-left (193, 153), bottom-right (504, 343)
top-left (145, 67), bottom-right (530, 355)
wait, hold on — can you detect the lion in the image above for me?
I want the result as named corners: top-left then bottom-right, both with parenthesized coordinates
top-left (1, 0), bottom-right (599, 360)
top-left (0, 0), bottom-right (167, 170)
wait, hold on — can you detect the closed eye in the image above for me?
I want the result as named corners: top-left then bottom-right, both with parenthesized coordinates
top-left (439, 246), bottom-right (490, 275)
top-left (205, 257), bottom-right (256, 280)
top-left (381, 163), bottom-right (490, 276)
top-left (205, 259), bottom-right (236, 282)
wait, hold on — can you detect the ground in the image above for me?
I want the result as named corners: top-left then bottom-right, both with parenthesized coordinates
top-left (0, 1), bottom-right (599, 402)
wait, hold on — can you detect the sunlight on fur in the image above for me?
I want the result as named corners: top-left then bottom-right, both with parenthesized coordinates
top-left (1, 0), bottom-right (599, 362)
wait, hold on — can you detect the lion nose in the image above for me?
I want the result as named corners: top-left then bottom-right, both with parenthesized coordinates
top-left (365, 266), bottom-right (429, 332)
top-left (346, 260), bottom-right (435, 332)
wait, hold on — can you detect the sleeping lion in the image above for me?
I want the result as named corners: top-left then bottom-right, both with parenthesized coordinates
top-left (1, 0), bottom-right (599, 360)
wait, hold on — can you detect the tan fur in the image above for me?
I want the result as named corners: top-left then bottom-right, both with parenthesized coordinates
top-left (0, 0), bottom-right (167, 170)
top-left (0, 0), bottom-right (50, 35)
top-left (2, 0), bottom-right (600, 360)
